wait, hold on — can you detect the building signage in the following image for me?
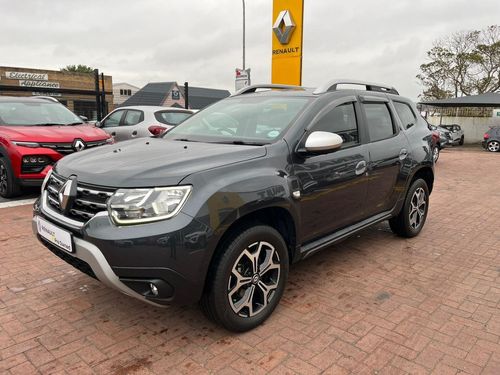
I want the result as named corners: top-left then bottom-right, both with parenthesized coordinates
top-left (271, 0), bottom-right (304, 86)
top-left (172, 90), bottom-right (180, 100)
top-left (32, 91), bottom-right (62, 97)
top-left (235, 68), bottom-right (251, 91)
top-left (6, 71), bottom-right (48, 81)
top-left (20, 80), bottom-right (60, 89)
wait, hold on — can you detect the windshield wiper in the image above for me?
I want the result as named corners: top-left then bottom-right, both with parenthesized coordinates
top-left (217, 140), bottom-right (267, 146)
top-left (66, 122), bottom-right (84, 126)
top-left (33, 123), bottom-right (65, 126)
top-left (173, 138), bottom-right (199, 142)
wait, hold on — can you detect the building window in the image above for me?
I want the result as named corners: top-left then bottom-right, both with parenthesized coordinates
top-left (127, 89), bottom-right (132, 96)
top-left (120, 89), bottom-right (124, 95)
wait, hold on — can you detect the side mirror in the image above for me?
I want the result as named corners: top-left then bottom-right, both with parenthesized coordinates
top-left (95, 121), bottom-right (103, 128)
top-left (302, 131), bottom-right (343, 154)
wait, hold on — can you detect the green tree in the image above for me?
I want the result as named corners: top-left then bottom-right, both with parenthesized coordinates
top-left (60, 64), bottom-right (95, 73)
top-left (417, 25), bottom-right (500, 100)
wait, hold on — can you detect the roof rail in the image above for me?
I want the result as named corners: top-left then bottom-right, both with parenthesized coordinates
top-left (313, 79), bottom-right (399, 95)
top-left (233, 84), bottom-right (305, 96)
top-left (31, 95), bottom-right (60, 103)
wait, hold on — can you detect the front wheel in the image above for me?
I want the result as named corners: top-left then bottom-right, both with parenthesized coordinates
top-left (459, 135), bottom-right (464, 146)
top-left (389, 179), bottom-right (429, 238)
top-left (0, 157), bottom-right (21, 198)
top-left (200, 225), bottom-right (288, 332)
top-left (487, 140), bottom-right (500, 152)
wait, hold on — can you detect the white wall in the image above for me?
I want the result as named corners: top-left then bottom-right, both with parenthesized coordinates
top-left (427, 116), bottom-right (500, 143)
top-left (113, 83), bottom-right (140, 105)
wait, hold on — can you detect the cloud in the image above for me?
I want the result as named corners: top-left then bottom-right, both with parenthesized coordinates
top-left (1, 0), bottom-right (499, 99)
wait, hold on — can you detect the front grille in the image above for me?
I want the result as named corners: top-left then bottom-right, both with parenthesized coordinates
top-left (41, 237), bottom-right (97, 279)
top-left (46, 172), bottom-right (115, 223)
top-left (40, 140), bottom-right (109, 155)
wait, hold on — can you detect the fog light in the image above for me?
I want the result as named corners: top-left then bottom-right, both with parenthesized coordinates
top-left (149, 283), bottom-right (158, 296)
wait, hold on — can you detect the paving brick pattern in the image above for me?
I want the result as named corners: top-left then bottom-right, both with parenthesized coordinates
top-left (0, 149), bottom-right (499, 374)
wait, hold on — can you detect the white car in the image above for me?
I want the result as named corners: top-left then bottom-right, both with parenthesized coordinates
top-left (97, 106), bottom-right (194, 142)
top-left (441, 124), bottom-right (465, 145)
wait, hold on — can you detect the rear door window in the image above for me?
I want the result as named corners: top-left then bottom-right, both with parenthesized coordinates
top-left (122, 110), bottom-right (143, 126)
top-left (363, 103), bottom-right (396, 142)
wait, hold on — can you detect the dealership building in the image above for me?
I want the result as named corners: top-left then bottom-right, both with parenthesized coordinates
top-left (0, 66), bottom-right (113, 120)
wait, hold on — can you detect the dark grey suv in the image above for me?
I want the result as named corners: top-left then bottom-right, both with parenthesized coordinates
top-left (483, 126), bottom-right (500, 152)
top-left (33, 80), bottom-right (435, 331)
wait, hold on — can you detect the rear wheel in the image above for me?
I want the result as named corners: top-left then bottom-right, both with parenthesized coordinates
top-left (0, 157), bottom-right (21, 198)
top-left (200, 225), bottom-right (288, 332)
top-left (389, 179), bottom-right (429, 238)
top-left (433, 146), bottom-right (439, 163)
top-left (487, 140), bottom-right (500, 152)
top-left (459, 135), bottom-right (464, 146)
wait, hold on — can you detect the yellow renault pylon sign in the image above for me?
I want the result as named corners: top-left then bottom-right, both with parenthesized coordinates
top-left (271, 0), bottom-right (304, 85)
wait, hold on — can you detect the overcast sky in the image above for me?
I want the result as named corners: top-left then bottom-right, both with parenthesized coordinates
top-left (1, 0), bottom-right (499, 100)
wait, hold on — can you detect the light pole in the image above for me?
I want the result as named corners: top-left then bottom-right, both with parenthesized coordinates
top-left (242, 0), bottom-right (246, 70)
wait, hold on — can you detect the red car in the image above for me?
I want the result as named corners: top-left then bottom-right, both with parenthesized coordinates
top-left (0, 96), bottom-right (113, 198)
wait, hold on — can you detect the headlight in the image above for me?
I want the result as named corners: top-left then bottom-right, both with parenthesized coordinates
top-left (12, 141), bottom-right (40, 148)
top-left (108, 186), bottom-right (192, 225)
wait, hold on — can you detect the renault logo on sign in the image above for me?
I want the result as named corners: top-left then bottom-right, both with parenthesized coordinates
top-left (273, 9), bottom-right (296, 45)
top-left (73, 138), bottom-right (86, 152)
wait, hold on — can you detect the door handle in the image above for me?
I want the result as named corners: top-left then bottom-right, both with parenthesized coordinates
top-left (132, 131), bottom-right (138, 136)
top-left (399, 149), bottom-right (408, 160)
top-left (111, 132), bottom-right (116, 136)
top-left (355, 160), bottom-right (367, 176)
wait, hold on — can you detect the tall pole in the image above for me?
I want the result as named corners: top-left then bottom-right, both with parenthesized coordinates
top-left (242, 0), bottom-right (246, 70)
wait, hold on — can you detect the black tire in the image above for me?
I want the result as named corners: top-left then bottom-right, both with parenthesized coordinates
top-left (389, 179), bottom-right (429, 238)
top-left (0, 157), bottom-right (21, 198)
top-left (459, 136), bottom-right (464, 146)
top-left (200, 225), bottom-right (289, 332)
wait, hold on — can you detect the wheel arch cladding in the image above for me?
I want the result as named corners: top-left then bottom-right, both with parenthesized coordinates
top-left (411, 167), bottom-right (434, 194)
top-left (203, 206), bottom-right (297, 290)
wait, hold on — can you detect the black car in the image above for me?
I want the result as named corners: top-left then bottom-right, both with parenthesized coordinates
top-left (33, 80), bottom-right (434, 332)
top-left (483, 126), bottom-right (500, 152)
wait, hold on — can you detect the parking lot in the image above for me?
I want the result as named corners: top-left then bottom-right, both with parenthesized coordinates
top-left (0, 148), bottom-right (499, 374)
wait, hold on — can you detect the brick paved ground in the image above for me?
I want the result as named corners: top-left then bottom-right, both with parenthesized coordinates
top-left (0, 148), bottom-right (499, 374)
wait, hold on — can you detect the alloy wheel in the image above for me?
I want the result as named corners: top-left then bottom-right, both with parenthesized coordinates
top-left (409, 187), bottom-right (426, 230)
top-left (433, 147), bottom-right (439, 162)
top-left (0, 164), bottom-right (8, 195)
top-left (487, 141), bottom-right (500, 152)
top-left (227, 241), bottom-right (281, 318)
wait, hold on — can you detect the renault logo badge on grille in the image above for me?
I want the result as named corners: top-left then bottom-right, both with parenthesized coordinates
top-left (273, 9), bottom-right (296, 45)
top-left (58, 176), bottom-right (78, 214)
top-left (73, 139), bottom-right (86, 152)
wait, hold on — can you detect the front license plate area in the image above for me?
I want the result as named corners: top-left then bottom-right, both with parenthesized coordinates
top-left (36, 216), bottom-right (74, 253)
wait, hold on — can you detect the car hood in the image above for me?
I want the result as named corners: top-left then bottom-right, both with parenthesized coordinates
top-left (0, 124), bottom-right (109, 142)
top-left (55, 138), bottom-right (267, 187)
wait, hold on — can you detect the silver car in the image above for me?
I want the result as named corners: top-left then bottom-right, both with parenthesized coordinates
top-left (97, 106), bottom-right (194, 142)
top-left (441, 124), bottom-right (465, 145)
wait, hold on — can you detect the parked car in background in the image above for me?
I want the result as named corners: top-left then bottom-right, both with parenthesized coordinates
top-left (441, 124), bottom-right (464, 145)
top-left (33, 80), bottom-right (434, 332)
top-left (483, 126), bottom-right (500, 152)
top-left (429, 124), bottom-right (453, 149)
top-left (0, 96), bottom-right (113, 198)
top-left (97, 106), bottom-right (194, 141)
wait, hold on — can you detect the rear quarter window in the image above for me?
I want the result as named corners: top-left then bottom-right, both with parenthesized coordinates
top-left (155, 111), bottom-right (192, 126)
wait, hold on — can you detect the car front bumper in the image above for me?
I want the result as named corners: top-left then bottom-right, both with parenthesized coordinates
top-left (33, 194), bottom-right (214, 306)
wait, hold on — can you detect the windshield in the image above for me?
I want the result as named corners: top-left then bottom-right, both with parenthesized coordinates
top-left (0, 101), bottom-right (84, 126)
top-left (164, 96), bottom-right (310, 144)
